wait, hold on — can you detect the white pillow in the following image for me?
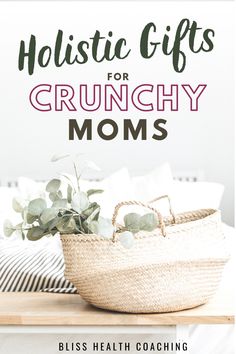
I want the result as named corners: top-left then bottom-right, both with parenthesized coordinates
top-left (169, 181), bottom-right (224, 214)
top-left (130, 162), bottom-right (173, 202)
top-left (17, 177), bottom-right (46, 200)
top-left (107, 162), bottom-right (175, 221)
top-left (2, 170), bottom-right (223, 241)
top-left (0, 186), bottom-right (17, 213)
top-left (81, 163), bottom-right (174, 222)
top-left (81, 168), bottom-right (132, 218)
top-left (55, 165), bottom-right (173, 221)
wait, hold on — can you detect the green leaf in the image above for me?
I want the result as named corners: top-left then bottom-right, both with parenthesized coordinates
top-left (14, 222), bottom-right (23, 230)
top-left (139, 213), bottom-right (158, 231)
top-left (85, 207), bottom-right (100, 224)
top-left (46, 179), bottom-right (61, 193)
top-left (71, 192), bottom-right (89, 213)
top-left (49, 191), bottom-right (63, 202)
top-left (89, 217), bottom-right (114, 238)
top-left (87, 189), bottom-right (104, 197)
top-left (40, 207), bottom-right (58, 224)
top-left (119, 231), bottom-right (134, 249)
top-left (39, 215), bottom-right (61, 233)
top-left (21, 207), bottom-right (38, 224)
top-left (51, 229), bottom-right (58, 236)
top-left (26, 212), bottom-right (38, 224)
top-left (47, 217), bottom-right (61, 231)
top-left (88, 221), bottom-right (98, 235)
top-left (83, 202), bottom-right (100, 218)
top-left (12, 197), bottom-right (25, 213)
top-left (51, 153), bottom-right (70, 162)
top-left (56, 216), bottom-right (77, 234)
top-left (3, 220), bottom-right (15, 237)
top-left (73, 162), bottom-right (81, 191)
top-left (59, 209), bottom-right (73, 217)
top-left (52, 199), bottom-right (68, 209)
top-left (21, 207), bottom-right (27, 222)
top-left (27, 227), bottom-right (47, 241)
top-left (124, 213), bottom-right (141, 233)
top-left (28, 198), bottom-right (47, 216)
top-left (67, 184), bottom-right (73, 203)
top-left (81, 220), bottom-right (90, 233)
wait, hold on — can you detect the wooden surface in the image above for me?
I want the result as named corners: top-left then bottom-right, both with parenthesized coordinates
top-left (0, 286), bottom-right (234, 326)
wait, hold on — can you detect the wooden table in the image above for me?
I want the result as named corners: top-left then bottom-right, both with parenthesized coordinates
top-left (0, 289), bottom-right (233, 326)
top-left (0, 288), bottom-right (233, 354)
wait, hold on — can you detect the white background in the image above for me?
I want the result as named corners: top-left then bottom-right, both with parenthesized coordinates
top-left (0, 1), bottom-right (234, 224)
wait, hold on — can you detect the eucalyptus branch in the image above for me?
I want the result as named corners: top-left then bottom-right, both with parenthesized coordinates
top-left (4, 154), bottom-right (115, 241)
top-left (73, 161), bottom-right (81, 192)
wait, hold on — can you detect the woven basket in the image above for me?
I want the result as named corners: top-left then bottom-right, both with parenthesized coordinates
top-left (61, 195), bottom-right (229, 313)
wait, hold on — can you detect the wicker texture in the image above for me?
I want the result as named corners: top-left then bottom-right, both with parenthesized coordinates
top-left (61, 199), bottom-right (229, 313)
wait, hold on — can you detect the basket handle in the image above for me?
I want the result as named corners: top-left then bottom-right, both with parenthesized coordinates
top-left (148, 195), bottom-right (176, 224)
top-left (112, 200), bottom-right (166, 242)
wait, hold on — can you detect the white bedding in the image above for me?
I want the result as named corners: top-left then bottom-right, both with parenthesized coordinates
top-left (0, 164), bottom-right (233, 293)
top-left (0, 164), bottom-right (226, 240)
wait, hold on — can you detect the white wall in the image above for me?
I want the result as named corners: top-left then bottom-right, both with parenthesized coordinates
top-left (0, 1), bottom-right (234, 224)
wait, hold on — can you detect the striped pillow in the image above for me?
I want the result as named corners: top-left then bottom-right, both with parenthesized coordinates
top-left (0, 240), bottom-right (76, 293)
